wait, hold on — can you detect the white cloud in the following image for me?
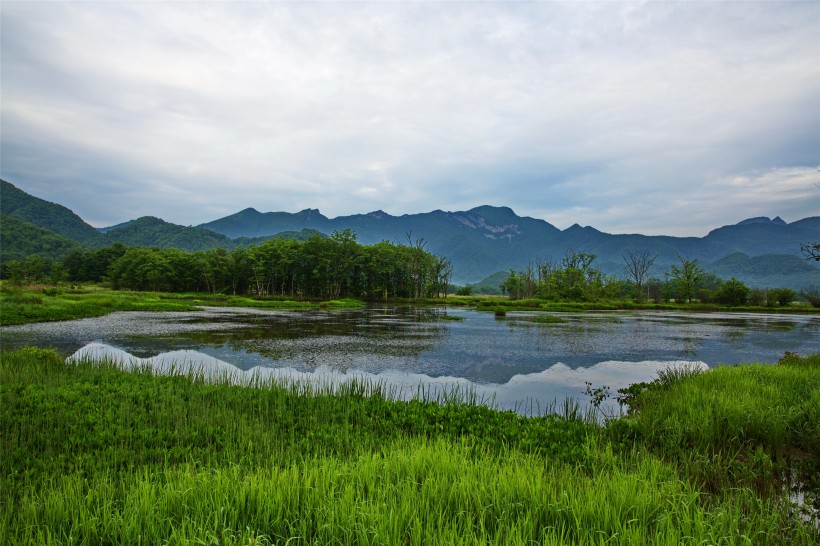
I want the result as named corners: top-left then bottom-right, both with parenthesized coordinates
top-left (1, 1), bottom-right (818, 232)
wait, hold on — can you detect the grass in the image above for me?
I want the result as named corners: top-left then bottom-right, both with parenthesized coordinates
top-left (3, 283), bottom-right (816, 327)
top-left (0, 285), bottom-right (364, 326)
top-left (609, 356), bottom-right (820, 501)
top-left (1, 347), bottom-right (818, 544)
top-left (433, 295), bottom-right (820, 315)
top-left (517, 315), bottom-right (569, 324)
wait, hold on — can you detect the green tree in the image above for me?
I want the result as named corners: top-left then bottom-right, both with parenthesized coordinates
top-left (768, 287), bottom-right (796, 307)
top-left (669, 254), bottom-right (704, 303)
top-left (715, 277), bottom-right (750, 306)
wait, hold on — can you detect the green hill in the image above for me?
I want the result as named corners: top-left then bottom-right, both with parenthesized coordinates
top-left (103, 216), bottom-right (236, 251)
top-left (705, 252), bottom-right (820, 290)
top-left (102, 217), bottom-right (325, 251)
top-left (0, 214), bottom-right (81, 264)
top-left (0, 180), bottom-right (102, 244)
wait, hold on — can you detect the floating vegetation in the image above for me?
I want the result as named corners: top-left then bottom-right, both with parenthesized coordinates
top-left (521, 315), bottom-right (568, 324)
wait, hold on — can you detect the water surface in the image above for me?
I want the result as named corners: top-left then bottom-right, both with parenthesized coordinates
top-left (3, 306), bottom-right (818, 414)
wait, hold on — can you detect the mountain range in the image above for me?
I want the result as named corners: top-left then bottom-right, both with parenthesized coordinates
top-left (2, 179), bottom-right (818, 289)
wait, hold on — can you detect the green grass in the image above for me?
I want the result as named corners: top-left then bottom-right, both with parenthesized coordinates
top-left (609, 356), bottom-right (820, 500)
top-left (517, 315), bottom-right (569, 324)
top-left (427, 296), bottom-right (820, 314)
top-left (0, 285), bottom-right (364, 325)
top-left (1, 348), bottom-right (818, 544)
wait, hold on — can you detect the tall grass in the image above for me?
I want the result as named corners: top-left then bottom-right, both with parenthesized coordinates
top-left (2, 347), bottom-right (817, 544)
top-left (6, 438), bottom-right (807, 546)
top-left (610, 355), bottom-right (820, 497)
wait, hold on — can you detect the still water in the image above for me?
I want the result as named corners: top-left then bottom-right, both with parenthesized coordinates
top-left (2, 306), bottom-right (818, 414)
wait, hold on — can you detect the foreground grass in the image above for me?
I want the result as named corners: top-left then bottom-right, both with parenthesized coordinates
top-left (0, 285), bottom-right (363, 326)
top-left (611, 354), bottom-right (820, 501)
top-left (2, 348), bottom-right (818, 544)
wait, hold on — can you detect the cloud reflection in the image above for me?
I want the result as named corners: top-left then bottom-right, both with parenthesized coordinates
top-left (69, 342), bottom-right (706, 416)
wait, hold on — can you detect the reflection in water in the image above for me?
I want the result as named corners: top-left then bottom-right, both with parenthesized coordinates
top-left (3, 306), bottom-right (819, 412)
top-left (69, 342), bottom-right (706, 416)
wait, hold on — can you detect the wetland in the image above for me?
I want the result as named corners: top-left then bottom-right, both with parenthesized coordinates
top-left (3, 305), bottom-right (818, 414)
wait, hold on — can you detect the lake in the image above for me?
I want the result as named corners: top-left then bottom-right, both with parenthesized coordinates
top-left (2, 306), bottom-right (818, 414)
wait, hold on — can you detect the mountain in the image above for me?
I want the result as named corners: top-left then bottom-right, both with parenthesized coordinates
top-left (201, 205), bottom-right (819, 286)
top-left (705, 252), bottom-right (820, 290)
top-left (0, 214), bottom-right (82, 264)
top-left (97, 220), bottom-right (134, 233)
top-left (200, 207), bottom-right (333, 239)
top-left (2, 179), bottom-right (817, 289)
top-left (102, 217), bottom-right (325, 250)
top-left (1, 179), bottom-right (102, 244)
top-left (104, 216), bottom-right (236, 251)
top-left (200, 205), bottom-right (565, 280)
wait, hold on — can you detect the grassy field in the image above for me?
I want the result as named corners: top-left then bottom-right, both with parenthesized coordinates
top-left (0, 284), bottom-right (363, 326)
top-left (1, 347), bottom-right (818, 545)
top-left (1, 282), bottom-right (816, 327)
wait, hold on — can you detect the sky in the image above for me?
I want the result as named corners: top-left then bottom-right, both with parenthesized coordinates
top-left (1, 1), bottom-right (818, 236)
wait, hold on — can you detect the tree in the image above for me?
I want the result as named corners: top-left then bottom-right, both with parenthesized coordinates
top-left (622, 249), bottom-right (656, 302)
top-left (669, 254), bottom-right (704, 303)
top-left (800, 286), bottom-right (820, 308)
top-left (715, 277), bottom-right (750, 306)
top-left (768, 287), bottom-right (796, 307)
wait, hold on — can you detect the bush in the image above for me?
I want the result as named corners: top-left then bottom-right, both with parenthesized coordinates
top-left (714, 277), bottom-right (750, 306)
top-left (748, 287), bottom-right (766, 306)
top-left (800, 286), bottom-right (820, 308)
top-left (768, 287), bottom-right (797, 307)
top-left (456, 285), bottom-right (473, 296)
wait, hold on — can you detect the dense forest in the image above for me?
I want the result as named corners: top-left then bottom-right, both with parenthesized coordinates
top-left (2, 230), bottom-right (452, 300)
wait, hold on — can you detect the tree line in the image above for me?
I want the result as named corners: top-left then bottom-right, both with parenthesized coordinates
top-left (501, 250), bottom-right (818, 307)
top-left (1, 231), bottom-right (453, 300)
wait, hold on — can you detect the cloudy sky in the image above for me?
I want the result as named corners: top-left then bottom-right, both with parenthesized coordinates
top-left (2, 1), bottom-right (818, 236)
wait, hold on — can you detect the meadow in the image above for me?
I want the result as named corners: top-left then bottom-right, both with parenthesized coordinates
top-left (0, 284), bottom-right (363, 326)
top-left (1, 347), bottom-right (818, 545)
top-left (1, 283), bottom-right (815, 328)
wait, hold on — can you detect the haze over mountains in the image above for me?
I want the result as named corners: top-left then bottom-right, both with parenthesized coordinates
top-left (2, 179), bottom-right (818, 290)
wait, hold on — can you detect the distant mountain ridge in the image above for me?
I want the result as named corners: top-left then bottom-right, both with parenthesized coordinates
top-left (1, 179), bottom-right (818, 289)
top-left (199, 203), bottom-right (820, 286)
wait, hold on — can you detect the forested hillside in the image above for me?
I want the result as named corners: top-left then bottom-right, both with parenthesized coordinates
top-left (0, 215), bottom-right (81, 263)
top-left (1, 179), bottom-right (102, 244)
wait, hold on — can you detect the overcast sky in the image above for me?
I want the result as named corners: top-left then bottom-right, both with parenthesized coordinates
top-left (2, 1), bottom-right (818, 236)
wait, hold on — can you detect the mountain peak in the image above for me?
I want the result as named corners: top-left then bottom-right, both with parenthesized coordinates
top-left (736, 216), bottom-right (786, 226)
top-left (295, 208), bottom-right (328, 221)
top-left (468, 205), bottom-right (516, 217)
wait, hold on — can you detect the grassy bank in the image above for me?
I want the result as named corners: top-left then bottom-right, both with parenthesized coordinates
top-left (611, 354), bottom-right (820, 500)
top-left (2, 348), bottom-right (818, 544)
top-left (2, 283), bottom-right (816, 327)
top-left (452, 296), bottom-right (819, 314)
top-left (0, 284), bottom-right (363, 326)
